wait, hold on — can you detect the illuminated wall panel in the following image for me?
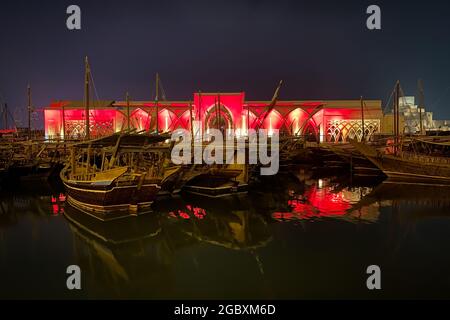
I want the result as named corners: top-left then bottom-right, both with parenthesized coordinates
top-left (44, 95), bottom-right (383, 142)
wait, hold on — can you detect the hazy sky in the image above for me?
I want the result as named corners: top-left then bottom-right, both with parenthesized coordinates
top-left (1, 0), bottom-right (450, 128)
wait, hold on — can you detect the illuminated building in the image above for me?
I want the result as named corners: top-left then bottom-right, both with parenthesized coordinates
top-left (398, 96), bottom-right (450, 134)
top-left (44, 92), bottom-right (385, 142)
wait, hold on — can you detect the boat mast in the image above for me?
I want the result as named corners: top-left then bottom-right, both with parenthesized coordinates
top-left (394, 80), bottom-right (400, 154)
top-left (126, 91), bottom-right (130, 131)
top-left (27, 84), bottom-right (32, 140)
top-left (247, 104), bottom-right (250, 136)
top-left (189, 101), bottom-right (194, 141)
top-left (218, 93), bottom-right (222, 132)
top-left (418, 79), bottom-right (424, 135)
top-left (4, 102), bottom-right (8, 129)
top-left (84, 56), bottom-right (91, 140)
top-left (214, 98), bottom-right (219, 129)
top-left (255, 80), bottom-right (283, 131)
top-left (62, 103), bottom-right (66, 140)
top-left (198, 90), bottom-right (202, 133)
top-left (360, 96), bottom-right (365, 142)
top-left (155, 73), bottom-right (159, 133)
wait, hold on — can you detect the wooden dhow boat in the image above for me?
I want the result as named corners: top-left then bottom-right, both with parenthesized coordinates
top-left (60, 57), bottom-right (183, 219)
top-left (61, 132), bottom-right (181, 219)
top-left (324, 142), bottom-right (384, 177)
top-left (350, 81), bottom-right (450, 184)
top-left (350, 137), bottom-right (450, 184)
top-left (7, 140), bottom-right (68, 181)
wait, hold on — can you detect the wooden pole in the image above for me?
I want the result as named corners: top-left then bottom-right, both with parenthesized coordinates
top-left (189, 101), bottom-right (194, 141)
top-left (84, 57), bottom-right (90, 140)
top-left (247, 104), bottom-right (250, 136)
top-left (62, 104), bottom-right (66, 140)
top-left (126, 91), bottom-right (130, 131)
top-left (86, 144), bottom-right (91, 178)
top-left (70, 147), bottom-right (76, 177)
top-left (215, 97), bottom-right (218, 130)
top-left (4, 103), bottom-right (8, 129)
top-left (155, 73), bottom-right (159, 133)
top-left (218, 93), bottom-right (222, 132)
top-left (27, 84), bottom-right (32, 140)
top-left (419, 102), bottom-right (423, 135)
top-left (360, 96), bottom-right (365, 142)
top-left (418, 79), bottom-right (424, 135)
top-left (394, 81), bottom-right (400, 154)
top-left (198, 91), bottom-right (202, 134)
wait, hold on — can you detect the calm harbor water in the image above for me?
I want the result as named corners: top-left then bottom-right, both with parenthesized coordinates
top-left (1, 169), bottom-right (450, 299)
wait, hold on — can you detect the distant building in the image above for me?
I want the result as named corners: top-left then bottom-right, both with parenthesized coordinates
top-left (398, 96), bottom-right (450, 133)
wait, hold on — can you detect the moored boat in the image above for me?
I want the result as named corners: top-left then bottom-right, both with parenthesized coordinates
top-left (61, 132), bottom-right (181, 219)
top-left (350, 137), bottom-right (450, 184)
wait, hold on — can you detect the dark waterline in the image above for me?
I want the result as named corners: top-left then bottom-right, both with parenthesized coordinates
top-left (1, 169), bottom-right (450, 300)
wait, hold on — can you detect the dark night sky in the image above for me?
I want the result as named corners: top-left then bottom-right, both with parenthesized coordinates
top-left (1, 0), bottom-right (450, 128)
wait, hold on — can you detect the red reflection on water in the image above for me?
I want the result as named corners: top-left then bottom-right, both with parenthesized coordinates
top-left (169, 205), bottom-right (207, 220)
top-left (273, 184), bottom-right (352, 221)
top-left (272, 212), bottom-right (294, 220)
top-left (179, 211), bottom-right (190, 219)
top-left (306, 185), bottom-right (351, 215)
top-left (192, 207), bottom-right (206, 219)
top-left (168, 212), bottom-right (177, 218)
top-left (50, 193), bottom-right (66, 216)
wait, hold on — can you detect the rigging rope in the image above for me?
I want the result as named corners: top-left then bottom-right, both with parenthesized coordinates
top-left (383, 87), bottom-right (394, 114)
top-left (86, 66), bottom-right (102, 130)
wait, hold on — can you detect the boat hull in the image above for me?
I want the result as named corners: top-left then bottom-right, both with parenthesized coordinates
top-left (63, 180), bottom-right (160, 215)
top-left (350, 141), bottom-right (450, 185)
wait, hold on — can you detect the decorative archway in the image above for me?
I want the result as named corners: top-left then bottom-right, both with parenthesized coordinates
top-left (285, 108), bottom-right (320, 136)
top-left (157, 108), bottom-right (177, 132)
top-left (204, 104), bottom-right (234, 132)
top-left (303, 121), bottom-right (319, 142)
top-left (130, 108), bottom-right (150, 131)
top-left (261, 110), bottom-right (283, 136)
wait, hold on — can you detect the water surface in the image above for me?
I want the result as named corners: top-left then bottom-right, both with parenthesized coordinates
top-left (1, 171), bottom-right (450, 299)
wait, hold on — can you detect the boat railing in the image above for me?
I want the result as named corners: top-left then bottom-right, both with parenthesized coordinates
top-left (70, 172), bottom-right (97, 181)
top-left (401, 151), bottom-right (450, 165)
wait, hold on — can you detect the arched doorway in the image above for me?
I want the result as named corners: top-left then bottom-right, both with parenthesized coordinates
top-left (204, 104), bottom-right (234, 133)
top-left (303, 121), bottom-right (319, 142)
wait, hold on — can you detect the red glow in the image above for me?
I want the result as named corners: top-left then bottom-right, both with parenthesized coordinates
top-left (178, 211), bottom-right (190, 219)
top-left (45, 94), bottom-right (383, 141)
top-left (306, 185), bottom-right (351, 215)
top-left (130, 108), bottom-right (150, 131)
top-left (272, 184), bottom-right (352, 221)
top-left (0, 129), bottom-right (17, 134)
top-left (168, 205), bottom-right (207, 220)
top-left (192, 207), bottom-right (206, 219)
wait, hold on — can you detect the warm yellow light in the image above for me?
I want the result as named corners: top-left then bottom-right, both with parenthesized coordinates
top-left (165, 111), bottom-right (169, 132)
top-left (268, 113), bottom-right (273, 137)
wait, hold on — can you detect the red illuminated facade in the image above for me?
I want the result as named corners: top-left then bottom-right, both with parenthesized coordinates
top-left (44, 92), bottom-right (383, 142)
